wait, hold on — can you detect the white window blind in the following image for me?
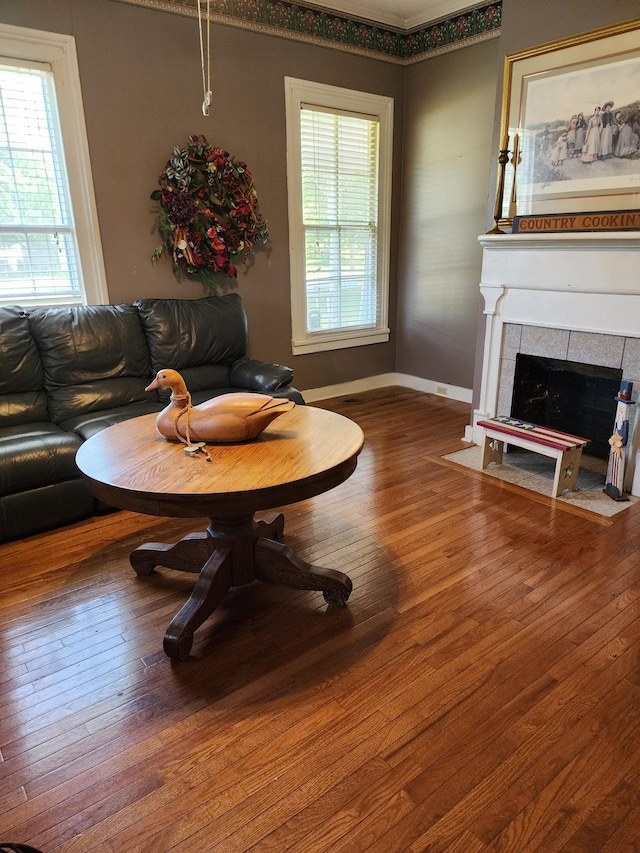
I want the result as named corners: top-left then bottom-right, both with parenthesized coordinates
top-left (0, 58), bottom-right (83, 307)
top-left (301, 105), bottom-right (379, 333)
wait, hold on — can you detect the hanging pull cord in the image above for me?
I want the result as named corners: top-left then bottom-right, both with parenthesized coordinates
top-left (197, 0), bottom-right (212, 116)
top-left (171, 391), bottom-right (212, 462)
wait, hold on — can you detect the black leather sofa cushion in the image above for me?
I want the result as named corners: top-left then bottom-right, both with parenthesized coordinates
top-left (229, 356), bottom-right (294, 393)
top-left (0, 480), bottom-right (95, 540)
top-left (0, 306), bottom-right (48, 426)
top-left (60, 399), bottom-right (165, 441)
top-left (0, 388), bottom-right (49, 430)
top-left (174, 364), bottom-right (232, 394)
top-left (135, 294), bottom-right (247, 372)
top-left (0, 423), bottom-right (82, 496)
top-left (28, 304), bottom-right (153, 423)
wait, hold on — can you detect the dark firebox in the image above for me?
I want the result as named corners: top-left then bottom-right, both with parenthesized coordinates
top-left (511, 354), bottom-right (623, 459)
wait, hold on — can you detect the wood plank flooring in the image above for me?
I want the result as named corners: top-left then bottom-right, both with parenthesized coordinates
top-left (1, 386), bottom-right (640, 852)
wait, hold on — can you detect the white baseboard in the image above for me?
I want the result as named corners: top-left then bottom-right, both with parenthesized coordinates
top-left (301, 372), bottom-right (473, 405)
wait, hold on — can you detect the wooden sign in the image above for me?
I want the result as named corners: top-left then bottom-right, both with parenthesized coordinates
top-left (513, 209), bottom-right (640, 234)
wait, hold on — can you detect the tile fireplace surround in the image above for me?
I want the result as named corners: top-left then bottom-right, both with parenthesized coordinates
top-left (467, 232), bottom-right (640, 492)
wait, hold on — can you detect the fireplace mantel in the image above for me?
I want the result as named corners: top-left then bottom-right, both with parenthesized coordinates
top-left (469, 231), bottom-right (640, 452)
top-left (479, 231), bottom-right (640, 302)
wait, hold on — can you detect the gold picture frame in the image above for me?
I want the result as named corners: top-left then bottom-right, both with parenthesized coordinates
top-left (499, 18), bottom-right (640, 226)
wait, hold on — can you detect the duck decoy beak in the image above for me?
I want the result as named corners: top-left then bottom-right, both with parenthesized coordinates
top-left (145, 377), bottom-right (160, 392)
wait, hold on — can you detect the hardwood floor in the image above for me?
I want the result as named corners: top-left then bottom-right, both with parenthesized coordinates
top-left (1, 386), bottom-right (640, 852)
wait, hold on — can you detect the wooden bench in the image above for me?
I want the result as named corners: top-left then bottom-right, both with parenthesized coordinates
top-left (477, 417), bottom-right (591, 497)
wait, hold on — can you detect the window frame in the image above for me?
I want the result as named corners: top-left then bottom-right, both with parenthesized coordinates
top-left (0, 23), bottom-right (108, 307)
top-left (285, 77), bottom-right (392, 355)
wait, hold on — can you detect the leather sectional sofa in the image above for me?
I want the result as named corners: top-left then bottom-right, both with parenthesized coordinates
top-left (0, 293), bottom-right (304, 542)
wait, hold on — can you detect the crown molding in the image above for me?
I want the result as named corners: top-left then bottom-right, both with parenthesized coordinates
top-left (111, 0), bottom-right (501, 63)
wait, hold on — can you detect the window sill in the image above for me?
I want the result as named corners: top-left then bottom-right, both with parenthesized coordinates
top-left (292, 327), bottom-right (390, 355)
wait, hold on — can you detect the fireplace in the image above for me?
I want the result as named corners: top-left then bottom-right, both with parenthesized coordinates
top-left (469, 232), bottom-right (640, 491)
top-left (511, 354), bottom-right (622, 459)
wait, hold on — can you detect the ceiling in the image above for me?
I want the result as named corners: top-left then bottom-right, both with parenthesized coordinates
top-left (308, 0), bottom-right (476, 30)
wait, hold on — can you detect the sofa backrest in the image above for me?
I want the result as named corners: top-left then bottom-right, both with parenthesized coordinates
top-left (0, 306), bottom-right (49, 426)
top-left (28, 304), bottom-right (152, 423)
top-left (135, 293), bottom-right (248, 393)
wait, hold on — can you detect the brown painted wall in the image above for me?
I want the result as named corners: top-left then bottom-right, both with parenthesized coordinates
top-left (500, 0), bottom-right (640, 56)
top-left (396, 38), bottom-right (499, 391)
top-left (0, 0), bottom-right (403, 392)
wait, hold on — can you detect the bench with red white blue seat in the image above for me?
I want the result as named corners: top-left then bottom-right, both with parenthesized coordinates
top-left (477, 416), bottom-right (591, 497)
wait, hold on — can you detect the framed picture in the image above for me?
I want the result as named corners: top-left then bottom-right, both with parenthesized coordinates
top-left (499, 18), bottom-right (640, 225)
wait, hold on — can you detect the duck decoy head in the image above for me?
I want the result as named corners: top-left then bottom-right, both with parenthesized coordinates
top-left (145, 368), bottom-right (185, 393)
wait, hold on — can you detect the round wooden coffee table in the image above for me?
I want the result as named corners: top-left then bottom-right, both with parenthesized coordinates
top-left (75, 405), bottom-right (364, 661)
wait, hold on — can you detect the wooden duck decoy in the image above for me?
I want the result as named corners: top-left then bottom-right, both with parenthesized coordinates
top-left (145, 368), bottom-right (295, 445)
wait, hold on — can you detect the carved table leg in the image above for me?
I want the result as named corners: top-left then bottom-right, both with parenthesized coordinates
top-left (254, 538), bottom-right (353, 607)
top-left (130, 532), bottom-right (209, 575)
top-left (256, 511), bottom-right (285, 542)
top-left (163, 548), bottom-right (232, 662)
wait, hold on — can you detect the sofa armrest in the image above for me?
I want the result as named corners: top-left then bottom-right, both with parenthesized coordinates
top-left (229, 356), bottom-right (294, 393)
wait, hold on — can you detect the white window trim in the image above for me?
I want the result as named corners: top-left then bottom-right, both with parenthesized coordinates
top-left (285, 77), bottom-right (392, 355)
top-left (0, 23), bottom-right (108, 306)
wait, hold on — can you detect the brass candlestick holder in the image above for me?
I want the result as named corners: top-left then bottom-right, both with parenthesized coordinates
top-left (508, 133), bottom-right (520, 220)
top-left (487, 138), bottom-right (510, 234)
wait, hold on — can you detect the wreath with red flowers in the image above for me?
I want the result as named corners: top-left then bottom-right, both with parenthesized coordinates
top-left (151, 135), bottom-right (268, 293)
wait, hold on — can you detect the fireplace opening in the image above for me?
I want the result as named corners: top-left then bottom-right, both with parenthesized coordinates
top-left (511, 354), bottom-right (623, 459)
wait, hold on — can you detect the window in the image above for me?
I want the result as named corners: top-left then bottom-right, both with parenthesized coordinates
top-left (285, 78), bottom-right (392, 354)
top-left (0, 24), bottom-right (107, 308)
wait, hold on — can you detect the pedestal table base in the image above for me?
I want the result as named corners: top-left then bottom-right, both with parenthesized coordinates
top-left (129, 512), bottom-right (352, 661)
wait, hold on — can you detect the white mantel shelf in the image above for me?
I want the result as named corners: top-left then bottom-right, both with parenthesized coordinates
top-left (470, 230), bottom-right (640, 450)
top-left (479, 231), bottom-right (640, 294)
top-left (481, 231), bottom-right (640, 248)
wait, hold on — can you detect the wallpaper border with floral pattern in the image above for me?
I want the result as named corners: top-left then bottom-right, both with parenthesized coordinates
top-left (112, 0), bottom-right (501, 63)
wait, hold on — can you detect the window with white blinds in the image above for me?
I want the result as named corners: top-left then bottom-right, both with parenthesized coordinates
top-left (0, 60), bottom-right (82, 306)
top-left (286, 79), bottom-right (392, 355)
top-left (0, 25), bottom-right (107, 308)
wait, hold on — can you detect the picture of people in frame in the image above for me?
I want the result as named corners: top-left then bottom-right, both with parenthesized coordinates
top-left (521, 55), bottom-right (640, 192)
